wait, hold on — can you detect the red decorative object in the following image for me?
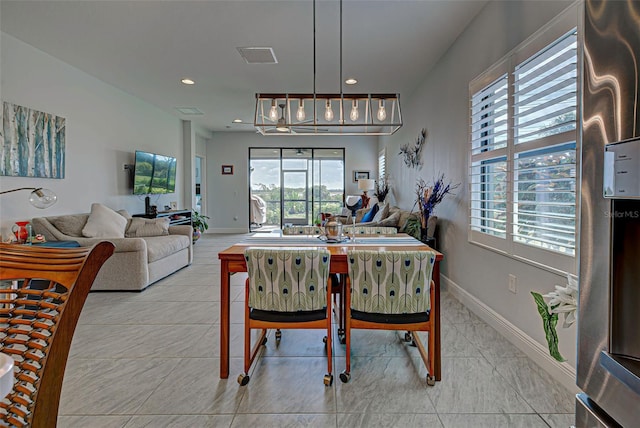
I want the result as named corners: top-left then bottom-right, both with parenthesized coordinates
top-left (12, 221), bottom-right (30, 244)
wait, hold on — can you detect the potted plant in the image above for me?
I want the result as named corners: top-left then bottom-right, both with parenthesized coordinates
top-left (192, 210), bottom-right (210, 243)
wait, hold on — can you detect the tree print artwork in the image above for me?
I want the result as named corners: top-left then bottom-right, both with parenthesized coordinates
top-left (1, 102), bottom-right (66, 178)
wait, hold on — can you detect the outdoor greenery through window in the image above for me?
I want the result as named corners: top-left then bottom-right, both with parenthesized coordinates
top-left (249, 148), bottom-right (344, 227)
top-left (469, 25), bottom-right (578, 272)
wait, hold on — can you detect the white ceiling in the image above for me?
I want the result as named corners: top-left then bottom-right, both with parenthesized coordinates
top-left (1, 0), bottom-right (487, 133)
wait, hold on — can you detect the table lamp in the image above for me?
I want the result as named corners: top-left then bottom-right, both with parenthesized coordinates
top-left (0, 187), bottom-right (58, 209)
top-left (358, 179), bottom-right (375, 209)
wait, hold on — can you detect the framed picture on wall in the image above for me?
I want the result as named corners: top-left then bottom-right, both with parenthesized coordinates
top-left (222, 165), bottom-right (234, 175)
top-left (353, 170), bottom-right (370, 182)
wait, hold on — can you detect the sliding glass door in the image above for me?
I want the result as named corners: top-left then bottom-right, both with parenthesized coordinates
top-left (249, 148), bottom-right (344, 230)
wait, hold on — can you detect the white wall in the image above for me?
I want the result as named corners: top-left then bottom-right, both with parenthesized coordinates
top-left (380, 0), bottom-right (578, 368)
top-left (206, 132), bottom-right (378, 232)
top-left (0, 34), bottom-right (183, 236)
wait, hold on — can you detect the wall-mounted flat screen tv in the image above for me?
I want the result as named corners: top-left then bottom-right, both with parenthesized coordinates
top-left (133, 150), bottom-right (177, 195)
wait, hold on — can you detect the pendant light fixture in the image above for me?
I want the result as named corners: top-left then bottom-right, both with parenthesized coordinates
top-left (254, 0), bottom-right (402, 136)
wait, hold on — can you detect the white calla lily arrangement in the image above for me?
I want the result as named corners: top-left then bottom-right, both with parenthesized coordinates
top-left (531, 273), bottom-right (578, 362)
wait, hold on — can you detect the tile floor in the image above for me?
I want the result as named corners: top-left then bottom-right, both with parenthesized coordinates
top-left (58, 234), bottom-right (575, 427)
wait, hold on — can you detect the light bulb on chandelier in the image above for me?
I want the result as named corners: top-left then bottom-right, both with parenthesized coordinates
top-left (324, 99), bottom-right (334, 121)
top-left (296, 99), bottom-right (306, 121)
top-left (377, 99), bottom-right (387, 121)
top-left (349, 99), bottom-right (359, 122)
top-left (269, 99), bottom-right (278, 122)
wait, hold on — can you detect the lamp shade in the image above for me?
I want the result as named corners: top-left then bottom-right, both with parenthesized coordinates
top-left (358, 179), bottom-right (375, 192)
top-left (0, 187), bottom-right (57, 209)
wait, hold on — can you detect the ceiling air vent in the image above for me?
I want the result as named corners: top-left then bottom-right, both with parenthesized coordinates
top-left (236, 47), bottom-right (278, 64)
top-left (175, 107), bottom-right (204, 116)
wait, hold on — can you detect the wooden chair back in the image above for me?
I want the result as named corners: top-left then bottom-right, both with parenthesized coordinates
top-left (0, 242), bottom-right (115, 428)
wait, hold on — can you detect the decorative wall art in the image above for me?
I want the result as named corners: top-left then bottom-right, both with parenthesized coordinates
top-left (353, 170), bottom-right (370, 182)
top-left (221, 165), bottom-right (234, 175)
top-left (1, 102), bottom-right (66, 178)
top-left (399, 128), bottom-right (427, 169)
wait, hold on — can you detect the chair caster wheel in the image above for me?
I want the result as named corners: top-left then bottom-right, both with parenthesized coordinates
top-left (324, 374), bottom-right (334, 386)
top-left (261, 337), bottom-right (268, 346)
top-left (404, 332), bottom-right (413, 342)
top-left (275, 330), bottom-right (282, 345)
top-left (339, 336), bottom-right (346, 345)
top-left (339, 371), bottom-right (351, 383)
top-left (237, 374), bottom-right (250, 386)
top-left (323, 336), bottom-right (328, 344)
top-left (426, 375), bottom-right (436, 386)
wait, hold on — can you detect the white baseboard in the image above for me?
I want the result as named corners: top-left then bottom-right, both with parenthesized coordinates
top-left (208, 228), bottom-right (248, 234)
top-left (442, 274), bottom-right (579, 395)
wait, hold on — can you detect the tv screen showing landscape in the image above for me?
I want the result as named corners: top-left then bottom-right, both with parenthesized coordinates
top-left (133, 150), bottom-right (177, 195)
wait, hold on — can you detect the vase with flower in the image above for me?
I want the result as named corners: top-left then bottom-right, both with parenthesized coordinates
top-left (414, 174), bottom-right (459, 243)
top-left (374, 176), bottom-right (391, 204)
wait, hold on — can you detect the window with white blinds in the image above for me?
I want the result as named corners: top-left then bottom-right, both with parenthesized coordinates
top-left (470, 74), bottom-right (509, 240)
top-left (378, 148), bottom-right (386, 180)
top-left (469, 25), bottom-right (578, 273)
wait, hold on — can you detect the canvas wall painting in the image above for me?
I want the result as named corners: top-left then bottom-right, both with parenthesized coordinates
top-left (1, 102), bottom-right (66, 178)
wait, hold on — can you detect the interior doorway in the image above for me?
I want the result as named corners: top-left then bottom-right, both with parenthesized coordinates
top-left (195, 155), bottom-right (204, 214)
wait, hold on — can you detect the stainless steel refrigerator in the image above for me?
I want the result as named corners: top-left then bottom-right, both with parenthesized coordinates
top-left (577, 1), bottom-right (640, 426)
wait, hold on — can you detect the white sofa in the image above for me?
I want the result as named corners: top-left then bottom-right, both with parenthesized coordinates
top-left (32, 212), bottom-right (193, 291)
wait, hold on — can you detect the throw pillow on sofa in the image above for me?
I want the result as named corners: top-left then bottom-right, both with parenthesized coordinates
top-left (82, 203), bottom-right (128, 238)
top-left (126, 217), bottom-right (171, 238)
top-left (50, 215), bottom-right (89, 237)
top-left (378, 210), bottom-right (401, 227)
top-left (372, 203), bottom-right (390, 223)
top-left (355, 207), bottom-right (369, 223)
top-left (361, 204), bottom-right (379, 223)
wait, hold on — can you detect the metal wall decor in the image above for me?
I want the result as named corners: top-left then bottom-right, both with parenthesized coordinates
top-left (399, 128), bottom-right (426, 169)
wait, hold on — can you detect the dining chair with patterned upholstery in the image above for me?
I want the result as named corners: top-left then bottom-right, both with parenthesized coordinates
top-left (239, 247), bottom-right (334, 386)
top-left (0, 241), bottom-right (115, 428)
top-left (343, 226), bottom-right (398, 235)
top-left (340, 249), bottom-right (438, 386)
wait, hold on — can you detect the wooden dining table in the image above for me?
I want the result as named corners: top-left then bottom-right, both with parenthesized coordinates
top-left (217, 234), bottom-right (444, 380)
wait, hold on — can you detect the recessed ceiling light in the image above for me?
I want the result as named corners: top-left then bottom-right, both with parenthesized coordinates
top-left (345, 78), bottom-right (358, 85)
top-left (181, 78), bottom-right (195, 85)
top-left (232, 119), bottom-right (243, 123)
